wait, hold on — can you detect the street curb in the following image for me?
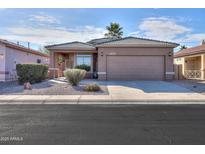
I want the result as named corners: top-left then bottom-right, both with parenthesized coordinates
top-left (78, 99), bottom-right (205, 102)
top-left (1, 98), bottom-right (205, 104)
top-left (78, 99), bottom-right (205, 104)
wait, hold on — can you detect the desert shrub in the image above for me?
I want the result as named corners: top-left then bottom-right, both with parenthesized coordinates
top-left (75, 64), bottom-right (91, 72)
top-left (64, 69), bottom-right (86, 86)
top-left (16, 64), bottom-right (48, 84)
top-left (84, 83), bottom-right (101, 92)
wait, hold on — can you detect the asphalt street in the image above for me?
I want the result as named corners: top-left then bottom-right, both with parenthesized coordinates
top-left (0, 104), bottom-right (205, 144)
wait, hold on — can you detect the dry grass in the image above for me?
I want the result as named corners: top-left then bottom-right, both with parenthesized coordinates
top-left (84, 83), bottom-right (101, 92)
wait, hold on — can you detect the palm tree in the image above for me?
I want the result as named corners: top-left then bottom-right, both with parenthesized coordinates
top-left (104, 22), bottom-right (123, 38)
top-left (180, 45), bottom-right (187, 50)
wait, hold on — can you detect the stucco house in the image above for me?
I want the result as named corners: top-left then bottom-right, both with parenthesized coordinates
top-left (174, 40), bottom-right (205, 80)
top-left (46, 37), bottom-right (179, 81)
top-left (0, 39), bottom-right (49, 82)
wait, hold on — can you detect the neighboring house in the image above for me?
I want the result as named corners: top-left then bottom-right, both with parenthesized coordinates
top-left (0, 39), bottom-right (49, 82)
top-left (174, 40), bottom-right (205, 80)
top-left (46, 37), bottom-right (178, 81)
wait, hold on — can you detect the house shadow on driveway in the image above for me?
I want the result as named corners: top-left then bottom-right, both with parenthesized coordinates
top-left (81, 80), bottom-right (193, 93)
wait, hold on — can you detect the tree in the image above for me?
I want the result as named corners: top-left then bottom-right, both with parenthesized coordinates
top-left (180, 45), bottom-right (187, 50)
top-left (39, 46), bottom-right (49, 54)
top-left (104, 22), bottom-right (123, 38)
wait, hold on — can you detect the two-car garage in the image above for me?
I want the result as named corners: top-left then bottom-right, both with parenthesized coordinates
top-left (96, 37), bottom-right (178, 81)
top-left (106, 55), bottom-right (165, 80)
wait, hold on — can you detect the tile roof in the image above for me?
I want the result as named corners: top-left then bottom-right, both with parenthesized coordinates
top-left (0, 39), bottom-right (49, 57)
top-left (87, 37), bottom-right (118, 45)
top-left (45, 36), bottom-right (179, 50)
top-left (174, 44), bottom-right (205, 58)
top-left (45, 41), bottom-right (96, 50)
top-left (96, 37), bottom-right (179, 47)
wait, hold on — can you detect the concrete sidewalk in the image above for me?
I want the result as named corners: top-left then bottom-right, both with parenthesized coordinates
top-left (1, 93), bottom-right (205, 104)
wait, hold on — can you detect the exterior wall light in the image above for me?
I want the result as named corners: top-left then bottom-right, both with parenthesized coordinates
top-left (0, 53), bottom-right (4, 59)
top-left (168, 51), bottom-right (172, 57)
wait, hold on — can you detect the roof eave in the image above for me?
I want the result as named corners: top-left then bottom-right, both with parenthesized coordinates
top-left (95, 36), bottom-right (179, 46)
top-left (45, 41), bottom-right (95, 49)
top-left (46, 47), bottom-right (96, 51)
top-left (96, 44), bottom-right (179, 48)
top-left (174, 50), bottom-right (205, 58)
top-left (4, 43), bottom-right (49, 58)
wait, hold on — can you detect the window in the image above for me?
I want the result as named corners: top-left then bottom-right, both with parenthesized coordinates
top-left (37, 59), bottom-right (41, 63)
top-left (176, 58), bottom-right (181, 61)
top-left (76, 54), bottom-right (92, 66)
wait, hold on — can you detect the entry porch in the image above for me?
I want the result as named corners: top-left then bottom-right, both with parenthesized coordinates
top-left (49, 50), bottom-right (98, 79)
top-left (183, 54), bottom-right (205, 80)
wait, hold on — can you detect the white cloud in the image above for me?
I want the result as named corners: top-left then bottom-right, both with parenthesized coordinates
top-left (176, 33), bottom-right (205, 43)
top-left (29, 13), bottom-right (60, 24)
top-left (0, 12), bottom-right (106, 45)
top-left (0, 26), bottom-right (106, 45)
top-left (129, 16), bottom-right (205, 46)
top-left (136, 17), bottom-right (191, 41)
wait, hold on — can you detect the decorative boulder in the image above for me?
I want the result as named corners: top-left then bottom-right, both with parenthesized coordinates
top-left (24, 82), bottom-right (32, 90)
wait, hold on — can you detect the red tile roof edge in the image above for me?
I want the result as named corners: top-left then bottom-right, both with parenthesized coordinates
top-left (174, 44), bottom-right (205, 58)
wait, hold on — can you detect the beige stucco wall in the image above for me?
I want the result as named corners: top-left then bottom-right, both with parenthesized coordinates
top-left (97, 47), bottom-right (174, 80)
top-left (174, 57), bottom-right (184, 65)
top-left (174, 57), bottom-right (185, 75)
top-left (201, 55), bottom-right (205, 79)
top-left (49, 47), bottom-right (174, 80)
top-left (184, 56), bottom-right (201, 70)
top-left (3, 47), bottom-right (49, 81)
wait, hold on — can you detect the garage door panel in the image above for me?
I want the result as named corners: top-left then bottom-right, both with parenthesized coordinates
top-left (107, 56), bottom-right (164, 80)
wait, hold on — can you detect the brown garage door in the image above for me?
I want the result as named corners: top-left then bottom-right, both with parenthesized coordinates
top-left (107, 55), bottom-right (165, 80)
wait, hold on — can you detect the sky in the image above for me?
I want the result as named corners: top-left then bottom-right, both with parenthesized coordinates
top-left (0, 8), bottom-right (205, 51)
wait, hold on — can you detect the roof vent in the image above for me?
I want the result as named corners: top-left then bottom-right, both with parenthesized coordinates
top-left (202, 40), bottom-right (205, 45)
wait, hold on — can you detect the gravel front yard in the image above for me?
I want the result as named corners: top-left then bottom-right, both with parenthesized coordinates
top-left (171, 80), bottom-right (205, 94)
top-left (0, 79), bottom-right (109, 95)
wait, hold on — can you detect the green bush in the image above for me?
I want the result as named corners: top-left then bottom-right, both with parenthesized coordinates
top-left (64, 69), bottom-right (86, 86)
top-left (75, 64), bottom-right (91, 72)
top-left (16, 64), bottom-right (48, 84)
top-left (84, 83), bottom-right (101, 92)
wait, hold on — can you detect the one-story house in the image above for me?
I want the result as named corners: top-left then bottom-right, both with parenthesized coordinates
top-left (46, 37), bottom-right (179, 80)
top-left (0, 39), bottom-right (49, 82)
top-left (174, 40), bottom-right (205, 80)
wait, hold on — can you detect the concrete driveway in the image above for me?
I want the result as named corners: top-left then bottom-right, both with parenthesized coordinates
top-left (82, 80), bottom-right (192, 94)
top-left (105, 80), bottom-right (191, 93)
top-left (80, 80), bottom-right (205, 102)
